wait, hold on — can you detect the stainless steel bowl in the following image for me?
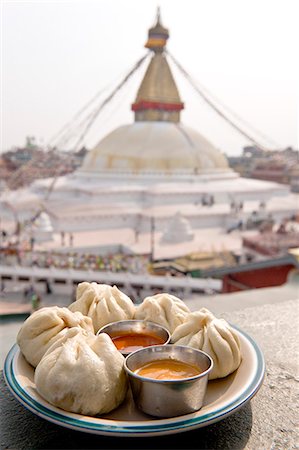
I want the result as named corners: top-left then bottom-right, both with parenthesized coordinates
top-left (124, 344), bottom-right (213, 417)
top-left (97, 320), bottom-right (171, 357)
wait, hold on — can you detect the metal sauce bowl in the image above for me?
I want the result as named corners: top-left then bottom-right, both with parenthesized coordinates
top-left (97, 320), bottom-right (171, 357)
top-left (124, 345), bottom-right (213, 417)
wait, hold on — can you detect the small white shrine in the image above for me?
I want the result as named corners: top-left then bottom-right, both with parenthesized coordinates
top-left (160, 212), bottom-right (194, 244)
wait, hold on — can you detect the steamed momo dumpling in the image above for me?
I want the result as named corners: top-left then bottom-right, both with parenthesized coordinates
top-left (35, 331), bottom-right (127, 416)
top-left (134, 293), bottom-right (190, 333)
top-left (69, 282), bottom-right (135, 332)
top-left (171, 308), bottom-right (242, 379)
top-left (17, 306), bottom-right (94, 367)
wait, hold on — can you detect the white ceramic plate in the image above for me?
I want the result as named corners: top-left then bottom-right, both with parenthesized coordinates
top-left (4, 326), bottom-right (265, 437)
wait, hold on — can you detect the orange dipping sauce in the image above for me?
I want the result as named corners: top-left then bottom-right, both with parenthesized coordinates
top-left (135, 359), bottom-right (201, 380)
top-left (112, 333), bottom-right (165, 353)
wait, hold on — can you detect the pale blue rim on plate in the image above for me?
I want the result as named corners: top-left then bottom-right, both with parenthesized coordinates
top-left (4, 325), bottom-right (265, 436)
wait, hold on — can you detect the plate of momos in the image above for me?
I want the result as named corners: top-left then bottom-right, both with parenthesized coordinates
top-left (4, 282), bottom-right (265, 436)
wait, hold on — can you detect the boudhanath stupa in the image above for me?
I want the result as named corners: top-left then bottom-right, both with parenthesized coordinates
top-left (1, 11), bottom-right (298, 250)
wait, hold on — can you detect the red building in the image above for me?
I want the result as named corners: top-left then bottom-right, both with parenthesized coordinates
top-left (202, 253), bottom-right (299, 293)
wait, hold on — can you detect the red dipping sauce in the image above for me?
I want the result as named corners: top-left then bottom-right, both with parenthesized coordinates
top-left (112, 333), bottom-right (165, 353)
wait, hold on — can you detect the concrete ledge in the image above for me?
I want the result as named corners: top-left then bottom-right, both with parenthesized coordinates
top-left (1, 297), bottom-right (298, 449)
top-left (0, 301), bottom-right (31, 317)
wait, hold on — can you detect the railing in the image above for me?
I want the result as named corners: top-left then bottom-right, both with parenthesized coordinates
top-left (0, 264), bottom-right (221, 301)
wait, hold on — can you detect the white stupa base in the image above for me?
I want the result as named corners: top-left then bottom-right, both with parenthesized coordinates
top-left (160, 232), bottom-right (194, 245)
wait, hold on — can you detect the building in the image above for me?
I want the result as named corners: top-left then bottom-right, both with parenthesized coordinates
top-left (1, 144), bottom-right (86, 190)
top-left (1, 12), bottom-right (298, 254)
top-left (227, 146), bottom-right (299, 191)
top-left (203, 252), bottom-right (299, 293)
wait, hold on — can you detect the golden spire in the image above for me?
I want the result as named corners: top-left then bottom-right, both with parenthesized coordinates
top-left (145, 7), bottom-right (169, 52)
top-left (132, 9), bottom-right (184, 123)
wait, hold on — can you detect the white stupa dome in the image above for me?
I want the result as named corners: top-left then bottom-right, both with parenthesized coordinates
top-left (79, 122), bottom-right (229, 176)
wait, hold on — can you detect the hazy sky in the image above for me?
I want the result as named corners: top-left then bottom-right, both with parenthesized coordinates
top-left (1, 0), bottom-right (298, 156)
